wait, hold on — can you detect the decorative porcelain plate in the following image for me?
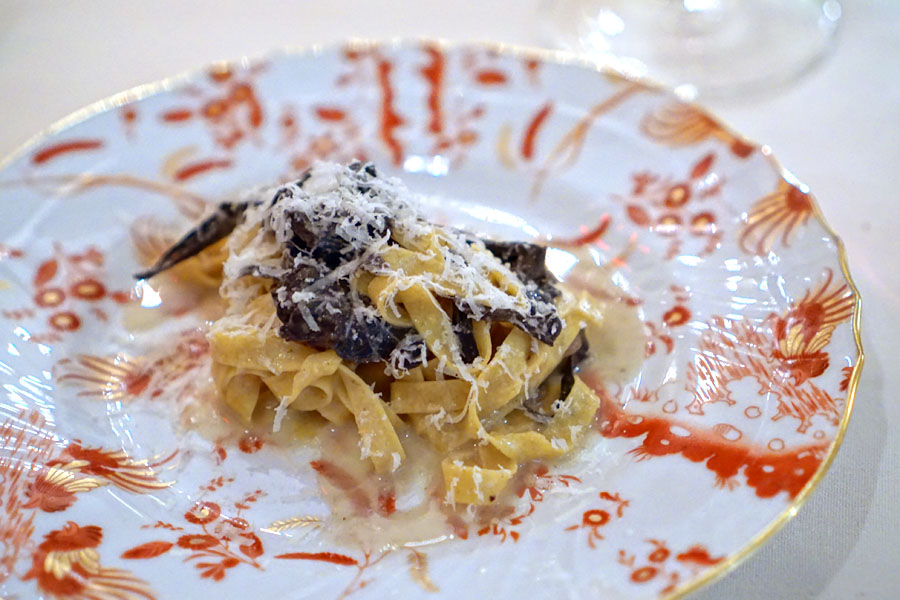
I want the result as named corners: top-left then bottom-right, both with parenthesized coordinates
top-left (0, 41), bottom-right (862, 600)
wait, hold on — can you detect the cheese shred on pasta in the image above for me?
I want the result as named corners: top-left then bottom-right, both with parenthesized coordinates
top-left (161, 162), bottom-right (605, 505)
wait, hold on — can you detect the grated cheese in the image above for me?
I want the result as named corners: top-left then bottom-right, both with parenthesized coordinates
top-left (550, 437), bottom-right (569, 451)
top-left (471, 465), bottom-right (484, 502)
top-left (216, 161), bottom-right (558, 374)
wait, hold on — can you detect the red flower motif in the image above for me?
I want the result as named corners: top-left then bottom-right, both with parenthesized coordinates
top-left (568, 506), bottom-right (616, 549)
top-left (71, 278), bottom-right (106, 300)
top-left (663, 306), bottom-right (691, 327)
top-left (177, 534), bottom-right (219, 550)
top-left (582, 509), bottom-right (610, 528)
top-left (690, 212), bottom-right (716, 236)
top-left (49, 311), bottom-right (81, 331)
top-left (648, 546), bottom-right (671, 563)
top-left (655, 213), bottom-right (682, 236)
top-left (184, 501), bottom-right (221, 525)
top-left (34, 287), bottom-right (65, 307)
top-left (664, 184), bottom-right (690, 208)
top-left (631, 565), bottom-right (658, 583)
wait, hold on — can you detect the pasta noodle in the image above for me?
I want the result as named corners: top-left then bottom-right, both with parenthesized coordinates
top-left (140, 161), bottom-right (608, 505)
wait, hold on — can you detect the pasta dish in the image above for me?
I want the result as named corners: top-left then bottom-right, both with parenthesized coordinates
top-left (138, 161), bottom-right (606, 506)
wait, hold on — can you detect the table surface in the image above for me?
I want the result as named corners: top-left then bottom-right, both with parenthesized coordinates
top-left (1, 1), bottom-right (897, 598)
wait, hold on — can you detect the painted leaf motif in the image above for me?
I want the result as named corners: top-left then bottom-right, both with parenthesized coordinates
top-left (627, 205), bottom-right (651, 226)
top-left (565, 214), bottom-right (611, 247)
top-left (315, 106), bottom-right (346, 121)
top-left (197, 558), bottom-right (238, 581)
top-left (690, 152), bottom-right (715, 179)
top-left (34, 259), bottom-right (58, 287)
top-left (173, 158), bottom-right (232, 182)
top-left (238, 532), bottom-right (263, 559)
top-left (676, 545), bottom-right (723, 567)
top-left (275, 551), bottom-right (358, 566)
top-left (731, 138), bottom-right (755, 157)
top-left (476, 70), bottom-right (507, 85)
top-left (162, 108), bottom-right (194, 122)
top-left (121, 540), bottom-right (174, 559)
top-left (261, 515), bottom-right (321, 534)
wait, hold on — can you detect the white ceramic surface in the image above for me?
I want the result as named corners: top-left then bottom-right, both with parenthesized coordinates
top-left (0, 41), bottom-right (861, 600)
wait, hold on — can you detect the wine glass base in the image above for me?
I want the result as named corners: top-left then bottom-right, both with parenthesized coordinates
top-left (540, 0), bottom-right (842, 99)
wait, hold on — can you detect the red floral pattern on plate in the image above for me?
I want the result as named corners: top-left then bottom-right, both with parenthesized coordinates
top-left (0, 410), bottom-right (173, 597)
top-left (0, 41), bottom-right (861, 600)
top-left (615, 153), bottom-right (724, 261)
top-left (478, 464), bottom-right (581, 544)
top-left (122, 483), bottom-right (265, 582)
top-left (617, 539), bottom-right (724, 596)
top-left (25, 522), bottom-right (154, 600)
top-left (2, 245), bottom-right (134, 344)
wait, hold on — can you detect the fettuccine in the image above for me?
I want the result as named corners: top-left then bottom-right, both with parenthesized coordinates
top-left (139, 161), bottom-right (606, 505)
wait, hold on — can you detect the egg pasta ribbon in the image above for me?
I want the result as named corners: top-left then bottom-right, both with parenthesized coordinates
top-left (142, 161), bottom-right (607, 504)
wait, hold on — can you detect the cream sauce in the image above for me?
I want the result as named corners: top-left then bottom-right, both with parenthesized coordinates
top-left (131, 222), bottom-right (645, 553)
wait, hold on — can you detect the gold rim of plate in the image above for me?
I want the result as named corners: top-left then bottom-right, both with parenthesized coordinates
top-left (0, 37), bottom-right (865, 600)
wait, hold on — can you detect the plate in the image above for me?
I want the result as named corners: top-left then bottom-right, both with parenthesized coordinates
top-left (0, 41), bottom-right (862, 599)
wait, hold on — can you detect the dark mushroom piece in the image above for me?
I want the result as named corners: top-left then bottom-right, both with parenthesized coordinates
top-left (522, 329), bottom-right (590, 422)
top-left (452, 305), bottom-right (480, 364)
top-left (482, 240), bottom-right (557, 290)
top-left (134, 202), bottom-right (251, 280)
top-left (133, 162), bottom-right (567, 368)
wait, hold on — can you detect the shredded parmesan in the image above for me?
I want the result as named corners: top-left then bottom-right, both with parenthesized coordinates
top-left (471, 466), bottom-right (484, 502)
top-left (550, 437), bottom-right (569, 451)
top-left (193, 160), bottom-right (606, 509)
top-left (217, 160), bottom-right (556, 351)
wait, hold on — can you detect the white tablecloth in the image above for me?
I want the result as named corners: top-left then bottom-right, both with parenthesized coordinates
top-left (1, 1), bottom-right (897, 597)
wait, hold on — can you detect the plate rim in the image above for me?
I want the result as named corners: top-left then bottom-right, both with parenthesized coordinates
top-left (0, 37), bottom-right (865, 600)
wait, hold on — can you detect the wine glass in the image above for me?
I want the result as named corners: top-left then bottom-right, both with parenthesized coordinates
top-left (539, 0), bottom-right (842, 99)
